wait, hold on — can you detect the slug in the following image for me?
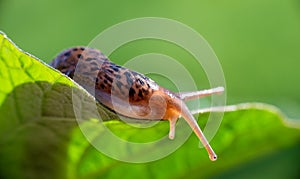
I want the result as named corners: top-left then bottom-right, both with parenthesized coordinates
top-left (50, 46), bottom-right (224, 161)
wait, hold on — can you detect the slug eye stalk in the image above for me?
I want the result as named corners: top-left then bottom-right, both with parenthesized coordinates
top-left (168, 87), bottom-right (224, 161)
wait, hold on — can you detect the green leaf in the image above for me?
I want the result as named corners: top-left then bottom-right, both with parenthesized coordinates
top-left (0, 31), bottom-right (300, 179)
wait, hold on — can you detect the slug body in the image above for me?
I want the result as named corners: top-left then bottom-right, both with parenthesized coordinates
top-left (51, 47), bottom-right (224, 161)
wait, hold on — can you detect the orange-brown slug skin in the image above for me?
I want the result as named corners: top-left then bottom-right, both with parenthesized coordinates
top-left (50, 47), bottom-right (179, 120)
top-left (51, 46), bottom-right (220, 161)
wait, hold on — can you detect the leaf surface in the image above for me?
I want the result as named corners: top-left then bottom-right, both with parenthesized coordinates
top-left (0, 32), bottom-right (299, 179)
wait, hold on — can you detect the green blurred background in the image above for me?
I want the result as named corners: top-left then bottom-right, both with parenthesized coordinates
top-left (1, 0), bottom-right (300, 178)
top-left (1, 0), bottom-right (300, 117)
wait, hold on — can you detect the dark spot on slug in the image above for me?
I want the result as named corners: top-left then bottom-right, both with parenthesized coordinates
top-left (104, 79), bottom-right (108, 84)
top-left (115, 74), bottom-right (121, 79)
top-left (77, 54), bottom-right (82, 58)
top-left (137, 78), bottom-right (144, 85)
top-left (80, 47), bottom-right (85, 51)
top-left (115, 81), bottom-right (123, 91)
top-left (138, 89), bottom-right (143, 98)
top-left (142, 88), bottom-right (149, 95)
top-left (124, 71), bottom-right (133, 85)
top-left (129, 87), bottom-right (135, 97)
top-left (104, 74), bottom-right (113, 83)
top-left (107, 69), bottom-right (114, 74)
top-left (73, 48), bottom-right (78, 51)
top-left (64, 51), bottom-right (71, 57)
top-left (110, 65), bottom-right (120, 72)
top-left (100, 84), bottom-right (105, 89)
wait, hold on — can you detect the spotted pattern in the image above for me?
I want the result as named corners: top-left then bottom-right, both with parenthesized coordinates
top-left (50, 47), bottom-right (157, 106)
top-left (51, 47), bottom-right (107, 78)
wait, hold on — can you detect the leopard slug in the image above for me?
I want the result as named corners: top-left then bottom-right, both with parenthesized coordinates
top-left (50, 46), bottom-right (224, 161)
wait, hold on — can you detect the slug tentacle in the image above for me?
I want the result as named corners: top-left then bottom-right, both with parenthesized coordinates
top-left (168, 117), bottom-right (178, 140)
top-left (167, 97), bottom-right (217, 161)
top-left (177, 87), bottom-right (224, 101)
top-left (180, 102), bottom-right (217, 161)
